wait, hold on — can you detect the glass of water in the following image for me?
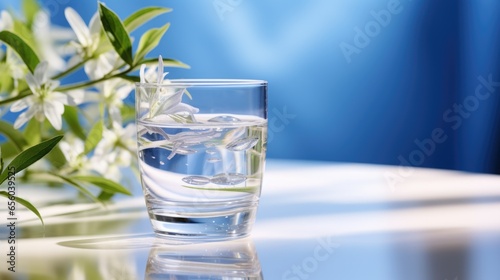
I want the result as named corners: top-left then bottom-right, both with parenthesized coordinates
top-left (135, 80), bottom-right (267, 241)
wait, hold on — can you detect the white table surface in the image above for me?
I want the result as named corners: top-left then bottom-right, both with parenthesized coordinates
top-left (1, 159), bottom-right (500, 279)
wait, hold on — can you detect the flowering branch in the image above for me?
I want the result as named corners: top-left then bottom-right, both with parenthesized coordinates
top-left (0, 1), bottom-right (188, 223)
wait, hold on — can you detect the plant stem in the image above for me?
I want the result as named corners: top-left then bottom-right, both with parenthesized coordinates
top-left (0, 89), bottom-right (32, 106)
top-left (56, 64), bottom-right (135, 92)
top-left (51, 59), bottom-right (88, 80)
top-left (57, 76), bottom-right (108, 91)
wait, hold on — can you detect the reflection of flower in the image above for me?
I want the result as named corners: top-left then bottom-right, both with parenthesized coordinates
top-left (10, 62), bottom-right (71, 130)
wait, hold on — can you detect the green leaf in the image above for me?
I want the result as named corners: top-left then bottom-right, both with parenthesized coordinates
top-left (0, 31), bottom-right (40, 73)
top-left (120, 104), bottom-right (136, 123)
top-left (0, 120), bottom-right (28, 151)
top-left (133, 23), bottom-right (170, 64)
top-left (116, 74), bottom-right (140, 83)
top-left (97, 191), bottom-right (114, 201)
top-left (44, 146), bottom-right (67, 169)
top-left (43, 172), bottom-right (100, 203)
top-left (0, 148), bottom-right (3, 174)
top-left (99, 3), bottom-right (133, 66)
top-left (0, 142), bottom-right (18, 159)
top-left (72, 175), bottom-right (132, 196)
top-left (0, 63), bottom-right (13, 92)
top-left (62, 106), bottom-right (86, 140)
top-left (84, 121), bottom-right (103, 154)
top-left (12, 20), bottom-right (38, 52)
top-left (123, 7), bottom-right (172, 33)
top-left (0, 135), bottom-right (63, 184)
top-left (133, 57), bottom-right (190, 71)
top-left (0, 191), bottom-right (44, 226)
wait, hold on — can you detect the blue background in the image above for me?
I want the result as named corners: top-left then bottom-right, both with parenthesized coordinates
top-left (2, 0), bottom-right (500, 174)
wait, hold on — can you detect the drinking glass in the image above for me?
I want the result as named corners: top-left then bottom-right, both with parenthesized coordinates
top-left (135, 80), bottom-right (267, 241)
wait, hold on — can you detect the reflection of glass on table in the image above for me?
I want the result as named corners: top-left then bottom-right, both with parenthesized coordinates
top-left (145, 238), bottom-right (263, 279)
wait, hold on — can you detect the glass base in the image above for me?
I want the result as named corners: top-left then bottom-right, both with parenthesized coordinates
top-left (147, 201), bottom-right (258, 242)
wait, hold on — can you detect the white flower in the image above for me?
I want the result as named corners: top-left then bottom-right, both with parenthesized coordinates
top-left (84, 51), bottom-right (122, 81)
top-left (95, 122), bottom-right (137, 159)
top-left (92, 123), bottom-right (136, 181)
top-left (6, 51), bottom-right (27, 81)
top-left (64, 8), bottom-right (100, 59)
top-left (10, 61), bottom-right (70, 130)
top-left (79, 77), bottom-right (133, 125)
top-left (0, 10), bottom-right (13, 56)
top-left (65, 8), bottom-right (124, 82)
top-left (59, 134), bottom-right (90, 172)
top-left (33, 11), bottom-right (75, 73)
top-left (0, 10), bottom-right (13, 32)
top-left (140, 55), bottom-right (168, 84)
top-left (2, 49), bottom-right (28, 95)
top-left (98, 78), bottom-right (133, 124)
top-left (0, 13), bottom-right (21, 84)
top-left (151, 87), bottom-right (199, 119)
top-left (140, 55), bottom-right (199, 120)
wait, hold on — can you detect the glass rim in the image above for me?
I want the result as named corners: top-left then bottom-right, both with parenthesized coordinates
top-left (135, 79), bottom-right (267, 87)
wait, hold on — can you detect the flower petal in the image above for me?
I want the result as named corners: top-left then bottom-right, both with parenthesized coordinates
top-left (84, 54), bottom-right (113, 80)
top-left (165, 103), bottom-right (200, 115)
top-left (58, 141), bottom-right (73, 162)
top-left (108, 107), bottom-right (122, 125)
top-left (66, 54), bottom-right (83, 69)
top-left (89, 12), bottom-right (101, 37)
top-left (123, 123), bottom-right (137, 138)
top-left (0, 11), bottom-right (13, 31)
top-left (13, 107), bottom-right (36, 129)
top-left (34, 61), bottom-right (49, 85)
top-left (10, 97), bottom-right (34, 112)
top-left (140, 64), bottom-right (146, 83)
top-left (33, 12), bottom-right (67, 72)
top-left (50, 92), bottom-right (70, 105)
top-left (67, 89), bottom-right (85, 105)
top-left (43, 101), bottom-right (65, 130)
top-left (145, 65), bottom-right (158, 83)
top-left (157, 55), bottom-right (164, 84)
top-left (116, 84), bottom-right (133, 100)
top-left (46, 80), bottom-right (61, 92)
top-left (64, 7), bottom-right (91, 47)
top-left (33, 104), bottom-right (45, 121)
top-left (25, 73), bottom-right (40, 94)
